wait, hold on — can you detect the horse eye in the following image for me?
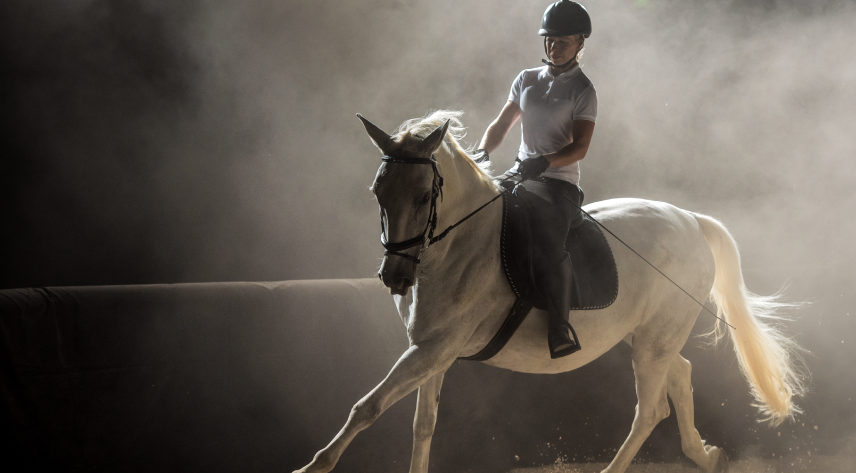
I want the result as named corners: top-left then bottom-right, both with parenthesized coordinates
top-left (420, 193), bottom-right (431, 205)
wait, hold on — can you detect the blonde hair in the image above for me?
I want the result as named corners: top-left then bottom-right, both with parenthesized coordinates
top-left (575, 34), bottom-right (586, 64)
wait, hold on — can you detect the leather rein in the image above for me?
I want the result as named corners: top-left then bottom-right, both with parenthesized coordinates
top-left (378, 153), bottom-right (736, 331)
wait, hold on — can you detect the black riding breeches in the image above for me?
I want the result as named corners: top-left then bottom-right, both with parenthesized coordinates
top-left (501, 174), bottom-right (585, 356)
top-left (512, 177), bottom-right (584, 268)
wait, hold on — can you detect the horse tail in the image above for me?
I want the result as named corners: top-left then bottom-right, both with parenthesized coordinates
top-left (694, 213), bottom-right (807, 426)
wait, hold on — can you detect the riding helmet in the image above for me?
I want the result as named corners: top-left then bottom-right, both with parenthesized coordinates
top-left (539, 0), bottom-right (592, 38)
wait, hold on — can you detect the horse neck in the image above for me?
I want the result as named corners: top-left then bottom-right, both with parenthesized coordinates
top-left (410, 144), bottom-right (505, 321)
top-left (434, 143), bottom-right (499, 231)
top-left (420, 143), bottom-right (502, 273)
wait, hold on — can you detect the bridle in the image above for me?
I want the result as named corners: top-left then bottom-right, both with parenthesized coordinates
top-left (378, 154), bottom-right (444, 265)
top-left (378, 152), bottom-right (506, 266)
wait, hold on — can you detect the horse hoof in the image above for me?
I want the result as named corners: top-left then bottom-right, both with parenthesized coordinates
top-left (708, 446), bottom-right (729, 473)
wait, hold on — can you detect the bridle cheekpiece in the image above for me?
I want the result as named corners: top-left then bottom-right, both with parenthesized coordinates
top-left (378, 154), bottom-right (444, 265)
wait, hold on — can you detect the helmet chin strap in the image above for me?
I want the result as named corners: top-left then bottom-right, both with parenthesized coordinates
top-left (541, 57), bottom-right (576, 69)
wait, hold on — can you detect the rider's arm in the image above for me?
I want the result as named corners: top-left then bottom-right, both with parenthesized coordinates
top-left (479, 100), bottom-right (521, 154)
top-left (543, 119), bottom-right (595, 168)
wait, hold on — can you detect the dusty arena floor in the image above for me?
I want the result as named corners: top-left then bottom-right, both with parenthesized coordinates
top-left (508, 453), bottom-right (849, 473)
top-left (507, 433), bottom-right (856, 472)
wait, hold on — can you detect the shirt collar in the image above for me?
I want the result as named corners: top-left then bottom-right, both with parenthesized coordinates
top-left (540, 63), bottom-right (582, 81)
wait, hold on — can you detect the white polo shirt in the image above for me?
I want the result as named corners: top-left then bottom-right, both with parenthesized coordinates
top-left (507, 64), bottom-right (597, 185)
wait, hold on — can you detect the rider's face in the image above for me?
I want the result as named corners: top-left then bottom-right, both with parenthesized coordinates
top-left (545, 35), bottom-right (583, 66)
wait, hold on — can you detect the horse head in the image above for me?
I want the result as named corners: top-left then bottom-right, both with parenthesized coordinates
top-left (358, 114), bottom-right (450, 295)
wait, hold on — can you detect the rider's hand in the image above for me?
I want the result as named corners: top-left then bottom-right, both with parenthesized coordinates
top-left (517, 155), bottom-right (550, 180)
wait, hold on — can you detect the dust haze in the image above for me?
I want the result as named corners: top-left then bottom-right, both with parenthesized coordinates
top-left (2, 0), bottom-right (855, 469)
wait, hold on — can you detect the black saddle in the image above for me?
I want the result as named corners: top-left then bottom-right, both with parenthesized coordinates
top-left (503, 179), bottom-right (619, 311)
top-left (459, 178), bottom-right (619, 361)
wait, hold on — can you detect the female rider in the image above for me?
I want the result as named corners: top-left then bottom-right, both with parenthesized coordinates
top-left (478, 0), bottom-right (596, 359)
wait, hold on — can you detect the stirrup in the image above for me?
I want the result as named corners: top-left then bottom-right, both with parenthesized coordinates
top-left (548, 318), bottom-right (581, 359)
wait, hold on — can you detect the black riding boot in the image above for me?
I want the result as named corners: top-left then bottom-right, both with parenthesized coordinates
top-left (509, 175), bottom-right (584, 359)
top-left (545, 252), bottom-right (581, 359)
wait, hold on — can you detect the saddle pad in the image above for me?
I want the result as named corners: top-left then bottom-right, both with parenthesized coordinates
top-left (502, 190), bottom-right (619, 311)
top-left (457, 190), bottom-right (619, 362)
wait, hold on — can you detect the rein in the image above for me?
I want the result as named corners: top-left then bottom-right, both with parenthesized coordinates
top-left (378, 152), bottom-right (732, 329)
top-left (379, 154), bottom-right (508, 264)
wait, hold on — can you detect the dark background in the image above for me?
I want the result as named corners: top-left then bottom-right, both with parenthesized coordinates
top-left (2, 0), bottom-right (855, 471)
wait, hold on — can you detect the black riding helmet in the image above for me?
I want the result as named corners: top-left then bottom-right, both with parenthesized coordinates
top-left (539, 1), bottom-right (591, 69)
top-left (539, 0), bottom-right (592, 38)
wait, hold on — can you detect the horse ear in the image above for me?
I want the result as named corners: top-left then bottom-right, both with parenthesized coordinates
top-left (420, 119), bottom-right (450, 155)
top-left (357, 114), bottom-right (393, 153)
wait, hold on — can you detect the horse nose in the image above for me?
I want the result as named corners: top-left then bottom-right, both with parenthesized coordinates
top-left (388, 277), bottom-right (413, 295)
top-left (379, 273), bottom-right (414, 295)
top-left (378, 262), bottom-right (414, 295)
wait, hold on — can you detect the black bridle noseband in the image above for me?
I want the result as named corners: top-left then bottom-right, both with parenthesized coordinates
top-left (379, 154), bottom-right (444, 265)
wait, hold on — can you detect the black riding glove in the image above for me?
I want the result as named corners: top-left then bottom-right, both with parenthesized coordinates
top-left (517, 155), bottom-right (550, 181)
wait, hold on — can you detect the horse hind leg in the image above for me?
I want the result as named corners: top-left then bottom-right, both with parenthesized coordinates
top-left (667, 355), bottom-right (729, 472)
top-left (602, 351), bottom-right (673, 473)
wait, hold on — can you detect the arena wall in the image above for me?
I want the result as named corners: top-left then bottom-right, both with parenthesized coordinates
top-left (1, 278), bottom-right (773, 472)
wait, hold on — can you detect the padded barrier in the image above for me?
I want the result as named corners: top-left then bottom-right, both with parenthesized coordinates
top-left (1, 278), bottom-right (740, 472)
top-left (0, 279), bottom-right (412, 472)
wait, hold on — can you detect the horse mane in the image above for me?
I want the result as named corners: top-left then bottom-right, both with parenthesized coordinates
top-left (393, 110), bottom-right (496, 187)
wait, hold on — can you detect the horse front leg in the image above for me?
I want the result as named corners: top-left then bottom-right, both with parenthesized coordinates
top-left (409, 371), bottom-right (445, 473)
top-left (293, 339), bottom-right (459, 473)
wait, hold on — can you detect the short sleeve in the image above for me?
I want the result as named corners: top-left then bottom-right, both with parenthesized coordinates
top-left (508, 71), bottom-right (525, 105)
top-left (573, 84), bottom-right (598, 122)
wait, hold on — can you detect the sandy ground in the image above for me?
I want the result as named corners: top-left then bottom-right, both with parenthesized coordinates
top-left (506, 432), bottom-right (856, 472)
top-left (508, 452), bottom-right (853, 473)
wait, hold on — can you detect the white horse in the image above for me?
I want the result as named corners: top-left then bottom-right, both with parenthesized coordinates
top-left (294, 110), bottom-right (806, 473)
